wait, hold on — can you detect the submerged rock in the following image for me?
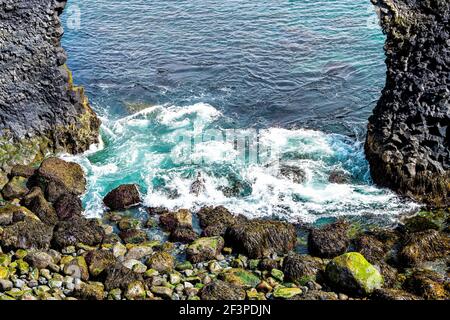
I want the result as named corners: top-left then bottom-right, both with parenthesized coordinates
top-left (226, 219), bottom-right (296, 258)
top-left (279, 165), bottom-right (306, 184)
top-left (103, 184), bottom-right (141, 211)
top-left (308, 220), bottom-right (350, 258)
top-left (325, 252), bottom-right (384, 296)
top-left (328, 170), bottom-right (351, 184)
top-left (200, 280), bottom-right (246, 300)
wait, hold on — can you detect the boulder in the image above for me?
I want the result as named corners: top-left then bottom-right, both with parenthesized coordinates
top-left (159, 209), bottom-right (192, 231)
top-left (21, 187), bottom-right (58, 226)
top-left (403, 269), bottom-right (449, 300)
top-left (398, 229), bottom-right (449, 266)
top-left (104, 263), bottom-right (143, 291)
top-left (328, 170), bottom-right (351, 184)
top-left (0, 204), bottom-right (39, 226)
top-left (63, 256), bottom-right (89, 281)
top-left (10, 165), bottom-right (36, 178)
top-left (354, 234), bottom-right (386, 263)
top-left (85, 250), bottom-right (117, 278)
top-left (1, 176), bottom-right (29, 200)
top-left (282, 253), bottom-right (325, 285)
top-left (170, 227), bottom-right (199, 243)
top-left (146, 251), bottom-right (174, 274)
top-left (200, 280), bottom-right (246, 300)
top-left (125, 281), bottom-right (146, 300)
top-left (325, 252), bottom-right (384, 296)
top-left (103, 184), bottom-right (141, 211)
top-left (0, 218), bottom-right (53, 250)
top-left (77, 282), bottom-right (105, 300)
top-left (273, 287), bottom-right (302, 299)
top-left (279, 165), bottom-right (306, 184)
top-left (52, 217), bottom-right (105, 248)
top-left (24, 251), bottom-right (54, 269)
top-left (308, 220), bottom-right (350, 258)
top-left (54, 193), bottom-right (83, 221)
top-left (186, 236), bottom-right (224, 263)
top-left (197, 206), bottom-right (236, 236)
top-left (226, 219), bottom-right (296, 258)
top-left (36, 158), bottom-right (86, 202)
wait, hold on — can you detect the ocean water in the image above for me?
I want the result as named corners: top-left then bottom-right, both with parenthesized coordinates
top-left (61, 0), bottom-right (419, 225)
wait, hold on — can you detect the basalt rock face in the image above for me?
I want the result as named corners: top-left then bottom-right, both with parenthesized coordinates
top-left (366, 0), bottom-right (449, 207)
top-left (0, 0), bottom-right (100, 172)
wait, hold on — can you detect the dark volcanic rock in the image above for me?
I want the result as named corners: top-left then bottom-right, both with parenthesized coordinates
top-left (0, 0), bottom-right (100, 171)
top-left (308, 221), bottom-right (350, 258)
top-left (365, 0), bottom-right (450, 207)
top-left (200, 280), bottom-right (246, 300)
top-left (103, 184), bottom-right (141, 211)
top-left (226, 219), bottom-right (297, 258)
top-left (54, 193), bottom-right (83, 221)
top-left (52, 217), bottom-right (105, 248)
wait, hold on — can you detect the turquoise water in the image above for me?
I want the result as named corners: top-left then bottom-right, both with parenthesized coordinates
top-left (61, 0), bottom-right (418, 224)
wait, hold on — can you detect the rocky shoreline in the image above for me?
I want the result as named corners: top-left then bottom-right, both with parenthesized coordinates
top-left (0, 157), bottom-right (448, 300)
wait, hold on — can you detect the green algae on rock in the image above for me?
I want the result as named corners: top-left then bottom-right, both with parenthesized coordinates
top-left (326, 252), bottom-right (384, 296)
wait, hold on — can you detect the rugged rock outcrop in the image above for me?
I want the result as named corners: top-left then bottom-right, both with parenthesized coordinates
top-left (366, 0), bottom-right (449, 207)
top-left (0, 0), bottom-right (100, 173)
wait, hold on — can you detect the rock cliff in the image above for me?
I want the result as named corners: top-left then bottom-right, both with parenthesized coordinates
top-left (366, 0), bottom-right (449, 207)
top-left (0, 0), bottom-right (100, 180)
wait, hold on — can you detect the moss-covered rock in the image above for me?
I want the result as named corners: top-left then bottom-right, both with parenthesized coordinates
top-left (372, 288), bottom-right (421, 300)
top-left (226, 219), bottom-right (296, 258)
top-left (1, 176), bottom-right (29, 200)
top-left (125, 281), bottom-right (146, 300)
top-left (403, 269), bottom-right (449, 300)
top-left (21, 187), bottom-right (58, 226)
top-left (273, 286), bottom-right (302, 299)
top-left (63, 256), bottom-right (89, 281)
top-left (308, 220), bottom-right (350, 258)
top-left (146, 251), bottom-right (174, 274)
top-left (325, 252), bottom-right (384, 296)
top-left (159, 209), bottom-right (192, 231)
top-left (77, 281), bottom-right (105, 300)
top-left (119, 228), bottom-right (148, 244)
top-left (170, 227), bottom-right (199, 244)
top-left (1, 218), bottom-right (53, 250)
top-left (197, 206), bottom-right (237, 237)
top-left (52, 217), bottom-right (105, 248)
top-left (282, 253), bottom-right (325, 285)
top-left (187, 236), bottom-right (224, 263)
top-left (220, 268), bottom-right (260, 289)
top-left (104, 263), bottom-right (143, 291)
top-left (36, 157), bottom-right (87, 202)
top-left (24, 251), bottom-right (54, 269)
top-left (200, 280), bottom-right (246, 300)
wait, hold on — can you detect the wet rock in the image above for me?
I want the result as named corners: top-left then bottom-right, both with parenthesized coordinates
top-left (104, 263), bottom-right (143, 291)
top-left (170, 227), bottom-right (199, 243)
top-left (403, 211), bottom-right (446, 233)
top-left (24, 251), bottom-right (54, 269)
top-left (354, 234), bottom-right (386, 263)
top-left (372, 288), bottom-right (421, 301)
top-left (124, 245), bottom-right (153, 261)
top-left (259, 258), bottom-right (279, 271)
top-left (2, 176), bottom-right (29, 200)
top-left (77, 282), bottom-right (104, 300)
top-left (308, 220), bottom-right (350, 258)
top-left (159, 209), bottom-right (192, 232)
top-left (282, 253), bottom-right (325, 285)
top-left (22, 187), bottom-right (58, 226)
top-left (279, 165), bottom-right (306, 184)
top-left (125, 281), bottom-right (146, 300)
top-left (200, 280), bottom-right (246, 300)
top-left (398, 230), bottom-right (449, 266)
top-left (36, 158), bottom-right (87, 202)
top-left (325, 252), bottom-right (384, 296)
top-left (103, 184), bottom-right (141, 211)
top-left (273, 287), bottom-right (302, 299)
top-left (190, 173), bottom-right (205, 196)
top-left (117, 217), bottom-right (141, 231)
top-left (295, 290), bottom-right (338, 300)
top-left (10, 165), bottom-right (36, 179)
top-left (226, 219), bottom-right (296, 258)
top-left (85, 250), bottom-right (116, 278)
top-left (328, 170), bottom-right (351, 184)
top-left (54, 193), bottom-right (83, 221)
top-left (220, 268), bottom-right (261, 289)
top-left (52, 217), bottom-right (105, 248)
top-left (187, 236), bottom-right (225, 263)
top-left (151, 286), bottom-right (173, 299)
top-left (197, 206), bottom-right (236, 236)
top-left (146, 252), bottom-right (174, 274)
top-left (403, 269), bottom-right (449, 300)
top-left (119, 229), bottom-right (148, 244)
top-left (0, 218), bottom-right (53, 250)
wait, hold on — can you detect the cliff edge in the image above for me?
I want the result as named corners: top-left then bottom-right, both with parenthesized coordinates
top-left (0, 0), bottom-right (100, 181)
top-left (366, 0), bottom-right (449, 207)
